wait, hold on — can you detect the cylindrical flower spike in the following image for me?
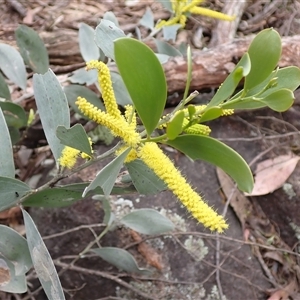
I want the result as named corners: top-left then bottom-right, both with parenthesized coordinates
top-left (86, 60), bottom-right (122, 121)
top-left (76, 97), bottom-right (141, 147)
top-left (139, 142), bottom-right (228, 232)
top-left (59, 146), bottom-right (80, 169)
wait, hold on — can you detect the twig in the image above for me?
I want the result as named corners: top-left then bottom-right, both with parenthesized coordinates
top-left (54, 260), bottom-right (158, 300)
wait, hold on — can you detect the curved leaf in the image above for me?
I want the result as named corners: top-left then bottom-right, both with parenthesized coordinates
top-left (114, 38), bottom-right (167, 135)
top-left (126, 159), bottom-right (166, 194)
top-left (0, 108), bottom-right (14, 178)
top-left (261, 88), bottom-right (294, 112)
top-left (92, 247), bottom-right (151, 275)
top-left (0, 72), bottom-right (11, 100)
top-left (15, 25), bottom-right (49, 74)
top-left (33, 69), bottom-right (70, 162)
top-left (22, 209), bottom-right (65, 300)
top-left (0, 177), bottom-right (31, 212)
top-left (78, 23), bottom-right (99, 62)
top-left (120, 209), bottom-right (174, 234)
top-left (244, 28), bottom-right (281, 91)
top-left (0, 101), bottom-right (28, 128)
top-left (167, 135), bottom-right (253, 193)
top-left (0, 43), bottom-right (27, 90)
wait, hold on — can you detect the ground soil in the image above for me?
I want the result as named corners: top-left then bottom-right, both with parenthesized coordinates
top-left (1, 1), bottom-right (300, 300)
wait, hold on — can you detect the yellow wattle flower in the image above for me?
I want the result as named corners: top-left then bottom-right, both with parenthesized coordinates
top-left (115, 146), bottom-right (138, 163)
top-left (81, 137), bottom-right (94, 160)
top-left (139, 142), bottom-right (228, 232)
top-left (76, 97), bottom-right (141, 147)
top-left (189, 7), bottom-right (235, 21)
top-left (59, 146), bottom-right (80, 169)
top-left (221, 108), bottom-right (234, 116)
top-left (86, 60), bottom-right (122, 120)
top-left (124, 105), bottom-right (137, 131)
top-left (183, 122), bottom-right (211, 135)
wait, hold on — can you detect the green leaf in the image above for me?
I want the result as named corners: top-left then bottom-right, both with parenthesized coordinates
top-left (120, 209), bottom-right (174, 234)
top-left (155, 39), bottom-right (182, 57)
top-left (166, 110), bottom-right (184, 140)
top-left (139, 7), bottom-right (154, 30)
top-left (78, 23), bottom-right (99, 62)
top-left (0, 72), bottom-right (11, 100)
top-left (92, 196), bottom-right (114, 225)
top-left (83, 148), bottom-right (131, 197)
top-left (126, 159), bottom-right (166, 194)
top-left (23, 188), bottom-right (82, 208)
top-left (162, 24), bottom-right (181, 42)
top-left (0, 225), bottom-right (32, 275)
top-left (0, 108), bottom-right (15, 178)
top-left (261, 88), bottom-right (294, 112)
top-left (95, 19), bottom-right (125, 60)
top-left (114, 38), bottom-right (167, 135)
top-left (198, 106), bottom-right (223, 123)
top-left (68, 68), bottom-right (98, 85)
top-left (221, 98), bottom-right (266, 110)
top-left (8, 126), bottom-right (20, 145)
top-left (33, 69), bottom-right (70, 162)
top-left (156, 0), bottom-right (172, 11)
top-left (22, 209), bottom-right (66, 300)
top-left (0, 43), bottom-right (27, 90)
top-left (0, 177), bottom-right (31, 212)
top-left (244, 28), bottom-right (281, 91)
top-left (56, 124), bottom-right (92, 156)
top-left (209, 53), bottom-right (251, 107)
top-left (15, 25), bottom-right (49, 74)
top-left (167, 135), bottom-right (253, 193)
top-left (0, 257), bottom-right (27, 293)
top-left (64, 84), bottom-right (104, 115)
top-left (92, 247), bottom-right (151, 275)
top-left (0, 101), bottom-right (28, 128)
top-left (111, 72), bottom-right (133, 106)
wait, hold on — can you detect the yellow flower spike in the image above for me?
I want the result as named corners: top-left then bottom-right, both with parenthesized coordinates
top-left (124, 105), bottom-right (137, 131)
top-left (59, 146), bottom-right (80, 169)
top-left (115, 146), bottom-right (138, 163)
top-left (86, 60), bottom-right (122, 120)
top-left (76, 97), bottom-right (141, 147)
top-left (139, 142), bottom-right (228, 232)
top-left (183, 121), bottom-right (211, 135)
top-left (189, 7), bottom-right (236, 21)
top-left (221, 108), bottom-right (234, 116)
top-left (182, 0), bottom-right (204, 13)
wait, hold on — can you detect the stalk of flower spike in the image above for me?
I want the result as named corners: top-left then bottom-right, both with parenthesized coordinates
top-left (76, 97), bottom-right (141, 147)
top-left (59, 146), bottom-right (80, 169)
top-left (86, 60), bottom-right (122, 120)
top-left (138, 142), bottom-right (228, 232)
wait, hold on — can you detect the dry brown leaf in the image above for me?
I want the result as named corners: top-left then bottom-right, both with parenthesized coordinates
top-left (246, 153), bottom-right (300, 196)
top-left (0, 259), bottom-right (10, 287)
top-left (216, 167), bottom-right (253, 229)
top-left (267, 279), bottom-right (299, 300)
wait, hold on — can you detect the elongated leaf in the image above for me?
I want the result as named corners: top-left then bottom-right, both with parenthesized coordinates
top-left (78, 23), bottom-right (99, 62)
top-left (33, 69), bottom-right (70, 162)
top-left (120, 209), bottom-right (174, 234)
top-left (244, 28), bottom-right (281, 91)
top-left (0, 108), bottom-right (14, 178)
top-left (167, 110), bottom-right (184, 140)
top-left (0, 225), bottom-right (32, 275)
top-left (22, 209), bottom-right (65, 300)
top-left (0, 177), bottom-right (31, 212)
top-left (23, 188), bottom-right (82, 208)
top-left (208, 53), bottom-right (251, 107)
top-left (114, 38), bottom-right (167, 135)
top-left (221, 98), bottom-right (266, 110)
top-left (111, 72), bottom-right (132, 106)
top-left (0, 43), bottom-right (26, 90)
top-left (126, 159), bottom-right (166, 194)
top-left (15, 25), bottom-right (49, 74)
top-left (60, 182), bottom-right (137, 195)
top-left (0, 257), bottom-right (27, 293)
top-left (68, 68), bottom-right (97, 85)
top-left (167, 135), bottom-right (253, 193)
top-left (103, 11), bottom-right (119, 27)
top-left (64, 84), bottom-right (104, 115)
top-left (155, 39), bottom-right (182, 57)
top-left (83, 148), bottom-right (131, 197)
top-left (95, 19), bottom-right (125, 60)
top-left (56, 124), bottom-right (92, 156)
top-left (0, 101), bottom-right (28, 128)
top-left (198, 106), bottom-right (223, 123)
top-left (0, 72), bottom-right (10, 100)
top-left (92, 247), bottom-right (151, 275)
